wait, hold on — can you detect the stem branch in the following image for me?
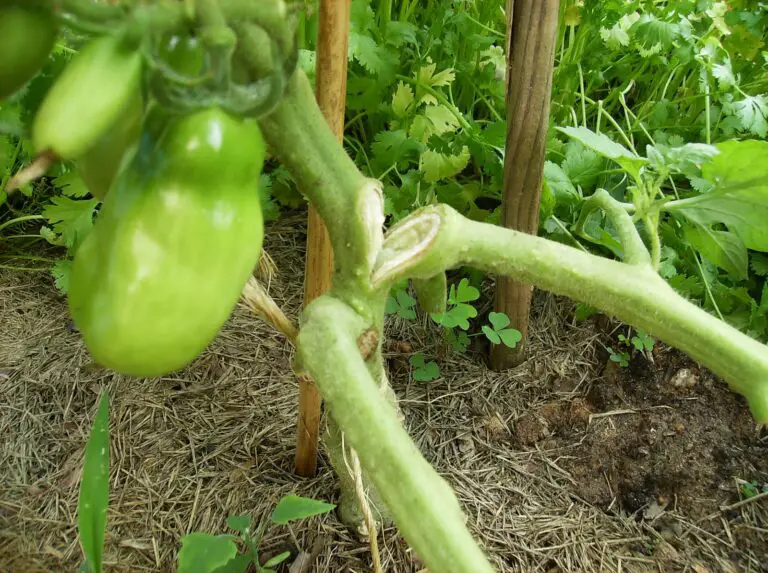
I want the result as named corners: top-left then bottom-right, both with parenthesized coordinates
top-left (298, 297), bottom-right (495, 573)
top-left (373, 205), bottom-right (768, 421)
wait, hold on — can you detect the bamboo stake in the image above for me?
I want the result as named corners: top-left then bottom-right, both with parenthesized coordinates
top-left (490, 0), bottom-right (560, 370)
top-left (295, 0), bottom-right (351, 477)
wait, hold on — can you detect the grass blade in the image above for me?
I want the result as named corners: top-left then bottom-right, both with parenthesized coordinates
top-left (77, 391), bottom-right (110, 573)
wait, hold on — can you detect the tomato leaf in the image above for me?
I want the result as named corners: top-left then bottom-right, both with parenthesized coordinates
top-left (684, 224), bottom-right (748, 279)
top-left (270, 495), bottom-right (335, 525)
top-left (177, 533), bottom-right (238, 573)
top-left (77, 392), bottom-right (110, 573)
top-left (666, 140), bottom-right (768, 251)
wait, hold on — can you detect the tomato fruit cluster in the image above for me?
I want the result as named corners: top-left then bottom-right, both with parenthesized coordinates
top-left (1, 22), bottom-right (267, 377)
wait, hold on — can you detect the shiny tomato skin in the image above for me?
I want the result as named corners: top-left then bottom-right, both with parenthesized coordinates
top-left (33, 34), bottom-right (142, 160)
top-left (68, 107), bottom-right (265, 377)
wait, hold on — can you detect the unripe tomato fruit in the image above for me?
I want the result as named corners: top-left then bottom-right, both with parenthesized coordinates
top-left (0, 4), bottom-right (57, 100)
top-left (77, 92), bottom-right (144, 200)
top-left (33, 33), bottom-right (142, 160)
top-left (68, 107), bottom-right (265, 377)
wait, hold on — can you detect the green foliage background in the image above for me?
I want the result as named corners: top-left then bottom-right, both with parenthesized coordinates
top-left (1, 0), bottom-right (767, 345)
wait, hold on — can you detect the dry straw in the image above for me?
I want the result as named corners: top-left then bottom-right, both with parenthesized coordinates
top-left (1, 214), bottom-right (765, 572)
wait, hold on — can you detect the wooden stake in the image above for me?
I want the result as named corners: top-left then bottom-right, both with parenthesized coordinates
top-left (490, 0), bottom-right (560, 370)
top-left (295, 0), bottom-right (351, 477)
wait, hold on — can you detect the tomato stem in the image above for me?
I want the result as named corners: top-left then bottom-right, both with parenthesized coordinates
top-left (5, 151), bottom-right (57, 194)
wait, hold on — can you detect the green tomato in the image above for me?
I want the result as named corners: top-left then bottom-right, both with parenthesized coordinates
top-left (68, 107), bottom-right (265, 377)
top-left (33, 33), bottom-right (142, 160)
top-left (0, 4), bottom-right (57, 100)
top-left (77, 91), bottom-right (144, 200)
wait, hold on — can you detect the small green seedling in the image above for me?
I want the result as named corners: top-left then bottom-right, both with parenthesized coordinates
top-left (482, 312), bottom-right (522, 348)
top-left (617, 327), bottom-right (655, 361)
top-left (738, 480), bottom-right (767, 500)
top-left (385, 288), bottom-right (417, 320)
top-left (446, 329), bottom-right (471, 353)
top-left (431, 278), bottom-right (480, 330)
top-left (76, 391), bottom-right (334, 573)
top-left (630, 329), bottom-right (655, 353)
top-left (607, 346), bottom-right (630, 367)
top-left (176, 494), bottom-right (335, 573)
top-left (574, 303), bottom-right (598, 322)
top-left (409, 353), bottom-right (440, 382)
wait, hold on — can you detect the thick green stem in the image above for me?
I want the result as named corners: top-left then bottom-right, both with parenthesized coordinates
top-left (575, 188), bottom-right (651, 266)
top-left (298, 297), bottom-right (495, 573)
top-left (413, 273), bottom-right (447, 314)
top-left (373, 205), bottom-right (768, 421)
top-left (259, 72), bottom-right (384, 309)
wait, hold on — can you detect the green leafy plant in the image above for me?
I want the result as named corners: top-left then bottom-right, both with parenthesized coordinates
top-left (388, 276), bottom-right (522, 355)
top-left (4, 3), bottom-right (768, 573)
top-left (630, 329), bottom-right (654, 353)
top-left (431, 278), bottom-right (480, 330)
top-left (738, 479), bottom-right (768, 501)
top-left (409, 352), bottom-right (440, 382)
top-left (177, 496), bottom-right (335, 573)
top-left (607, 346), bottom-right (630, 368)
top-left (76, 390), bottom-right (335, 573)
top-left (552, 124), bottom-right (768, 342)
top-left (739, 480), bottom-right (760, 500)
top-left (385, 287), bottom-right (417, 319)
top-left (482, 312), bottom-right (522, 348)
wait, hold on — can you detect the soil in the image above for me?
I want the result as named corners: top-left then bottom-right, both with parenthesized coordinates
top-left (516, 338), bottom-right (768, 569)
top-left (1, 215), bottom-right (766, 572)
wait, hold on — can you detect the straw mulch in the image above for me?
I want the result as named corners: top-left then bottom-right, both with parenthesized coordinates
top-left (1, 214), bottom-right (766, 572)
